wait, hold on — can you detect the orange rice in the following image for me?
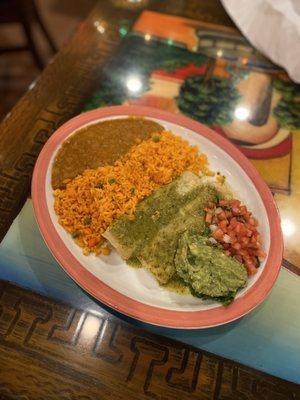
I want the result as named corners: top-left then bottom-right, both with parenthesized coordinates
top-left (54, 131), bottom-right (210, 254)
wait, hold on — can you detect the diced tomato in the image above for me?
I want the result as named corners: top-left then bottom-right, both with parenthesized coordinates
top-left (228, 237), bottom-right (236, 245)
top-left (245, 260), bottom-right (257, 275)
top-left (205, 212), bottom-right (213, 224)
top-left (217, 211), bottom-right (227, 220)
top-left (225, 210), bottom-right (233, 219)
top-left (232, 242), bottom-right (241, 250)
top-left (219, 220), bottom-right (228, 232)
top-left (241, 237), bottom-right (249, 245)
top-left (232, 207), bottom-right (240, 216)
top-left (230, 199), bottom-right (241, 208)
top-left (229, 218), bottom-right (238, 228)
top-left (257, 249), bottom-right (266, 258)
top-left (237, 249), bottom-right (247, 257)
top-left (235, 224), bottom-right (241, 234)
top-left (227, 229), bottom-right (236, 238)
top-left (239, 225), bottom-right (247, 236)
top-left (213, 228), bottom-right (224, 239)
top-left (249, 217), bottom-right (257, 226)
top-left (246, 229), bottom-right (252, 237)
top-left (244, 213), bottom-right (250, 221)
top-left (219, 200), bottom-right (228, 207)
top-left (239, 205), bottom-right (247, 215)
top-left (205, 197), bottom-right (264, 276)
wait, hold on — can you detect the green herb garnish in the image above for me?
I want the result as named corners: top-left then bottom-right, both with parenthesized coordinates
top-left (108, 178), bottom-right (116, 185)
top-left (202, 226), bottom-right (211, 236)
top-left (83, 216), bottom-right (91, 225)
top-left (96, 181), bottom-right (104, 189)
top-left (152, 135), bottom-right (160, 143)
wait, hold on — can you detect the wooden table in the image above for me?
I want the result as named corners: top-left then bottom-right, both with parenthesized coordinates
top-left (0, 280), bottom-right (299, 399)
top-left (0, 0), bottom-right (300, 397)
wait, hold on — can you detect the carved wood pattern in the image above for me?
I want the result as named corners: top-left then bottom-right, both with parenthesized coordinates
top-left (0, 281), bottom-right (299, 399)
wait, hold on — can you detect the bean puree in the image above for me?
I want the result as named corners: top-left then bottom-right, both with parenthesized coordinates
top-left (52, 117), bottom-right (164, 189)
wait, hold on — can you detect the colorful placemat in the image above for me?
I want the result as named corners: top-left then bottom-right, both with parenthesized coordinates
top-left (84, 11), bottom-right (300, 275)
top-left (85, 12), bottom-right (299, 194)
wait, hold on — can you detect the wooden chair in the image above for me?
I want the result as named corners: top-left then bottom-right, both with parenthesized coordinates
top-left (0, 0), bottom-right (57, 69)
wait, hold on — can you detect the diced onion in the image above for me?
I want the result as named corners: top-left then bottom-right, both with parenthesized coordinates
top-left (209, 224), bottom-right (217, 232)
top-left (223, 234), bottom-right (231, 243)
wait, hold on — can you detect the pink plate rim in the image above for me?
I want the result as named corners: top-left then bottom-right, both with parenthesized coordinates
top-left (31, 105), bottom-right (283, 329)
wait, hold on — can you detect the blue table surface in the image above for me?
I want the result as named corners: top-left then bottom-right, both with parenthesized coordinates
top-left (1, 200), bottom-right (300, 384)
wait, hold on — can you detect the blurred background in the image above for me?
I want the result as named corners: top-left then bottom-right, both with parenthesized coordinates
top-left (0, 0), bottom-right (96, 121)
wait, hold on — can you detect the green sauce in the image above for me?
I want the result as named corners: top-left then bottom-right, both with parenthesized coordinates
top-left (163, 275), bottom-right (191, 295)
top-left (175, 232), bottom-right (248, 303)
top-left (105, 172), bottom-right (246, 303)
top-left (127, 256), bottom-right (142, 268)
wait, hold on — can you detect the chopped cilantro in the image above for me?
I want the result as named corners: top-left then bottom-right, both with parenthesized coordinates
top-left (96, 181), bottom-right (104, 189)
top-left (83, 216), bottom-right (91, 225)
top-left (202, 226), bottom-right (211, 236)
top-left (216, 193), bottom-right (222, 203)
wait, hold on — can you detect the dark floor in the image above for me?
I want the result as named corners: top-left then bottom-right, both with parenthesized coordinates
top-left (0, 0), bottom-right (96, 121)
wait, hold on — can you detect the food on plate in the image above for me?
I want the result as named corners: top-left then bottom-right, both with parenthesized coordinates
top-left (205, 198), bottom-right (265, 276)
top-left (104, 171), bottom-right (250, 304)
top-left (54, 131), bottom-right (209, 255)
top-left (104, 172), bottom-right (218, 284)
top-left (175, 232), bottom-right (247, 304)
top-left (53, 119), bottom-right (265, 304)
top-left (52, 117), bottom-right (164, 189)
